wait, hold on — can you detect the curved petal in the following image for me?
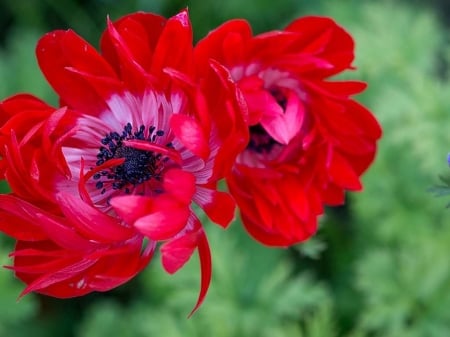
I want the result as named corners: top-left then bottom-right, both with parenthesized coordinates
top-left (0, 195), bottom-right (95, 250)
top-left (285, 16), bottom-right (355, 76)
top-left (133, 203), bottom-right (190, 241)
top-left (100, 12), bottom-right (166, 73)
top-left (188, 229), bottom-right (211, 317)
top-left (170, 113), bottom-right (210, 160)
top-left (150, 9), bottom-right (194, 77)
top-left (327, 151), bottom-right (362, 190)
top-left (260, 90), bottom-right (305, 144)
top-left (193, 187), bottom-right (235, 228)
top-left (0, 203), bottom-right (47, 241)
top-left (195, 19), bottom-right (252, 72)
top-left (56, 193), bottom-right (134, 243)
top-left (36, 30), bottom-right (117, 114)
top-left (161, 230), bottom-right (200, 274)
top-left (163, 168), bottom-right (196, 204)
top-left (19, 257), bottom-right (98, 298)
top-left (109, 194), bottom-right (154, 225)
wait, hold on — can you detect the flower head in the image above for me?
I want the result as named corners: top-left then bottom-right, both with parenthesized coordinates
top-left (0, 10), bottom-right (247, 314)
top-left (195, 16), bottom-right (382, 246)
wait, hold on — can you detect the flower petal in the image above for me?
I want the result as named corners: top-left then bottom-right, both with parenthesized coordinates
top-left (170, 113), bottom-right (210, 159)
top-left (133, 204), bottom-right (190, 241)
top-left (100, 12), bottom-right (166, 73)
top-left (188, 229), bottom-right (211, 317)
top-left (19, 258), bottom-right (98, 298)
top-left (36, 30), bottom-right (116, 114)
top-left (109, 194), bottom-right (154, 225)
top-left (163, 169), bottom-right (196, 204)
top-left (150, 9), bottom-right (193, 77)
top-left (194, 187), bottom-right (236, 228)
top-left (56, 193), bottom-right (134, 243)
top-left (161, 230), bottom-right (200, 274)
top-left (260, 90), bottom-right (305, 144)
top-left (328, 151), bottom-right (362, 190)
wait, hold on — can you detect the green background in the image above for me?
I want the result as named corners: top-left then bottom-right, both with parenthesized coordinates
top-left (0, 0), bottom-right (449, 336)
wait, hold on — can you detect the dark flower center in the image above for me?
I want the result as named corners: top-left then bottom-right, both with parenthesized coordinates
top-left (270, 87), bottom-right (287, 110)
top-left (246, 88), bottom-right (287, 154)
top-left (247, 124), bottom-right (280, 154)
top-left (93, 123), bottom-right (171, 194)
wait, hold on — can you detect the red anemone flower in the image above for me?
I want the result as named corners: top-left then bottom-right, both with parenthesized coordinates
top-left (0, 10), bottom-right (247, 314)
top-left (195, 16), bottom-right (382, 246)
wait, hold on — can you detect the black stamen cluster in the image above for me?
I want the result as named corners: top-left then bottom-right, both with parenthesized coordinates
top-left (93, 123), bottom-right (171, 194)
top-left (247, 124), bottom-right (280, 154)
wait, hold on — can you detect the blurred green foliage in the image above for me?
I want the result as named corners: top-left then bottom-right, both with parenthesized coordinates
top-left (0, 0), bottom-right (449, 336)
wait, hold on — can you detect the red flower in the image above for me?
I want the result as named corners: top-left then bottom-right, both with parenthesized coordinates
top-left (0, 10), bottom-right (247, 314)
top-left (195, 16), bottom-right (382, 246)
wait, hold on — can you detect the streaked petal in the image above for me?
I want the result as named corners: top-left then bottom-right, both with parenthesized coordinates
top-left (56, 193), bottom-right (134, 243)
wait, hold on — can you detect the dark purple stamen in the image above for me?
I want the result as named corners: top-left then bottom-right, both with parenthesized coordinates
top-left (247, 124), bottom-right (280, 154)
top-left (94, 123), bottom-right (170, 193)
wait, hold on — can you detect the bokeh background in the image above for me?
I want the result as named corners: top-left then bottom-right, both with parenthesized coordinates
top-left (1, 0), bottom-right (450, 336)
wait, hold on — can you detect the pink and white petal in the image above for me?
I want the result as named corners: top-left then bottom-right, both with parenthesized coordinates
top-left (242, 88), bottom-right (276, 125)
top-left (260, 91), bottom-right (304, 144)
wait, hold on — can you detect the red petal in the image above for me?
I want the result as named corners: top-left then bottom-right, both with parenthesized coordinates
top-left (109, 194), bottom-right (155, 225)
top-left (160, 230), bottom-right (200, 274)
top-left (100, 12), bottom-right (166, 73)
top-left (170, 114), bottom-right (210, 159)
top-left (150, 9), bottom-right (193, 77)
top-left (56, 193), bottom-right (134, 243)
top-left (285, 16), bottom-right (355, 76)
top-left (102, 18), bottom-right (151, 91)
top-left (307, 80), bottom-right (367, 97)
top-left (134, 204), bottom-right (190, 241)
top-left (328, 151), bottom-right (362, 190)
top-left (19, 258), bottom-right (98, 298)
top-left (194, 187), bottom-right (236, 228)
top-left (0, 195), bottom-right (94, 250)
top-left (163, 169), bottom-right (196, 204)
top-left (194, 19), bottom-right (252, 73)
top-left (36, 30), bottom-right (115, 114)
top-left (0, 94), bottom-right (52, 126)
top-left (188, 229), bottom-right (211, 317)
top-left (0, 195), bottom-right (47, 241)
